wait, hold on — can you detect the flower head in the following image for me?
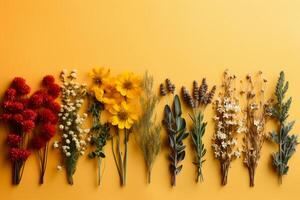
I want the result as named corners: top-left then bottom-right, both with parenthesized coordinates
top-left (92, 78), bottom-right (123, 105)
top-left (108, 101), bottom-right (138, 129)
top-left (115, 72), bottom-right (141, 99)
top-left (89, 67), bottom-right (110, 88)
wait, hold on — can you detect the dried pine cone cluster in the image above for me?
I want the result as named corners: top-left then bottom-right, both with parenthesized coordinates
top-left (160, 79), bottom-right (175, 96)
top-left (182, 79), bottom-right (216, 108)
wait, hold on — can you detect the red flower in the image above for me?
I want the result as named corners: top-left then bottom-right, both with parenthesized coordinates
top-left (22, 109), bottom-right (37, 121)
top-left (4, 88), bottom-right (17, 100)
top-left (0, 114), bottom-right (12, 122)
top-left (38, 109), bottom-right (57, 124)
top-left (3, 101), bottom-right (24, 113)
top-left (8, 148), bottom-right (31, 162)
top-left (7, 134), bottom-right (22, 147)
top-left (22, 120), bottom-right (35, 132)
top-left (28, 93), bottom-right (44, 108)
top-left (47, 84), bottom-right (60, 98)
top-left (11, 77), bottom-right (31, 95)
top-left (43, 94), bottom-right (54, 105)
top-left (31, 136), bottom-right (47, 150)
top-left (12, 114), bottom-right (24, 125)
top-left (42, 75), bottom-right (55, 87)
top-left (19, 98), bottom-right (29, 107)
top-left (46, 101), bottom-right (61, 113)
top-left (40, 123), bottom-right (56, 140)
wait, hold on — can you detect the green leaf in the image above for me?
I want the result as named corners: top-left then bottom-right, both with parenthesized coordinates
top-left (173, 95), bottom-right (182, 117)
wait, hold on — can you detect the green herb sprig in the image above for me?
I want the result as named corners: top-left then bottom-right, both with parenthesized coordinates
top-left (87, 95), bottom-right (110, 186)
top-left (161, 79), bottom-right (188, 187)
top-left (182, 79), bottom-right (216, 182)
top-left (135, 72), bottom-right (161, 184)
top-left (268, 71), bottom-right (298, 184)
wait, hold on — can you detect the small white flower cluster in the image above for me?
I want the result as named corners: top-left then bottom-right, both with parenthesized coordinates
top-left (212, 71), bottom-right (242, 162)
top-left (54, 69), bottom-right (89, 160)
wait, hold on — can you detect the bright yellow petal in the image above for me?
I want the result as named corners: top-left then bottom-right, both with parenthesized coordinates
top-left (125, 120), bottom-right (133, 129)
top-left (111, 116), bottom-right (119, 125)
top-left (118, 121), bottom-right (125, 129)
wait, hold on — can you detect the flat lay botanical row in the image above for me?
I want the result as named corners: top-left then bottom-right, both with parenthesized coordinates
top-left (0, 68), bottom-right (298, 187)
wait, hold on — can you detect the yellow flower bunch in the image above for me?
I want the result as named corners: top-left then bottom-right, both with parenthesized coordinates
top-left (89, 67), bottom-right (141, 186)
top-left (90, 68), bottom-right (141, 130)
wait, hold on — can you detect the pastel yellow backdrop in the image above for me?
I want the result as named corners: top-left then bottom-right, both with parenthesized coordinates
top-left (1, 0), bottom-right (300, 200)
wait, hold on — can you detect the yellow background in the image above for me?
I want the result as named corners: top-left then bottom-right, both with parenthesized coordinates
top-left (1, 0), bottom-right (300, 200)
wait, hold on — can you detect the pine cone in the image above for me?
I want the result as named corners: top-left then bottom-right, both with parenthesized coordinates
top-left (199, 78), bottom-right (208, 104)
top-left (160, 83), bottom-right (167, 96)
top-left (193, 80), bottom-right (200, 101)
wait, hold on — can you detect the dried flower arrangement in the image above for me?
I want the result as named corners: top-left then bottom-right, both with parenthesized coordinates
top-left (109, 72), bottom-right (141, 186)
top-left (212, 70), bottom-right (242, 186)
top-left (181, 79), bottom-right (216, 182)
top-left (54, 69), bottom-right (89, 185)
top-left (134, 72), bottom-right (161, 184)
top-left (0, 77), bottom-right (34, 185)
top-left (87, 68), bottom-right (112, 186)
top-left (161, 79), bottom-right (188, 187)
top-left (267, 71), bottom-right (298, 184)
top-left (240, 72), bottom-right (269, 187)
top-left (29, 75), bottom-right (61, 184)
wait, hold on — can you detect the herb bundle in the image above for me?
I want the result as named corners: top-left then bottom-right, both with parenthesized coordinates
top-left (135, 72), bottom-right (161, 184)
top-left (161, 79), bottom-right (188, 187)
top-left (0, 77), bottom-right (34, 185)
top-left (29, 75), bottom-right (61, 184)
top-left (181, 79), bottom-right (216, 182)
top-left (55, 69), bottom-right (89, 185)
top-left (212, 70), bottom-right (242, 186)
top-left (240, 72), bottom-right (269, 187)
top-left (268, 71), bottom-right (298, 184)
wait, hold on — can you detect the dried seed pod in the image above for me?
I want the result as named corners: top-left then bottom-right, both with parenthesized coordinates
top-left (160, 84), bottom-right (167, 96)
top-left (166, 79), bottom-right (174, 93)
top-left (170, 84), bottom-right (176, 94)
top-left (193, 80), bottom-right (200, 101)
top-left (199, 78), bottom-right (208, 103)
top-left (182, 87), bottom-right (189, 102)
top-left (181, 87), bottom-right (195, 108)
top-left (187, 94), bottom-right (196, 108)
top-left (206, 85), bottom-right (216, 104)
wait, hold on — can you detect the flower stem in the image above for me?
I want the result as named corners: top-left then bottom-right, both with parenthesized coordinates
top-left (123, 129), bottom-right (129, 186)
top-left (221, 162), bottom-right (229, 186)
top-left (97, 157), bottom-right (102, 186)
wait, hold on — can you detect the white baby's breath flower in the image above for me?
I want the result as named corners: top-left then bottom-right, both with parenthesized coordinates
top-left (53, 141), bottom-right (59, 148)
top-left (57, 165), bottom-right (62, 171)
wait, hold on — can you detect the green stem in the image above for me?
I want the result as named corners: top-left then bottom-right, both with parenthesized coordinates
top-left (97, 157), bottom-right (102, 186)
top-left (123, 128), bottom-right (129, 186)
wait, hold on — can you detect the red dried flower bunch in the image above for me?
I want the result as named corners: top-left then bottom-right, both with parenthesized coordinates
top-left (28, 75), bottom-right (60, 184)
top-left (0, 77), bottom-right (34, 185)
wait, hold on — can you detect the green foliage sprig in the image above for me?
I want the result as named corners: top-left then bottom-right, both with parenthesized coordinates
top-left (182, 79), bottom-right (216, 182)
top-left (161, 79), bottom-right (188, 187)
top-left (135, 72), bottom-right (161, 184)
top-left (268, 71), bottom-right (298, 184)
top-left (87, 95), bottom-right (110, 186)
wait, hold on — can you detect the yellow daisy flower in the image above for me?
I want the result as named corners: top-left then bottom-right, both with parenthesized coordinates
top-left (92, 78), bottom-right (124, 105)
top-left (115, 72), bottom-right (141, 99)
top-left (101, 78), bottom-right (124, 105)
top-left (89, 67), bottom-right (110, 87)
top-left (108, 101), bottom-right (138, 129)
